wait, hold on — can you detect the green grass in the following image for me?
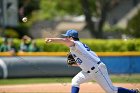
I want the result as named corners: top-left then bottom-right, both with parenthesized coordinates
top-left (0, 77), bottom-right (72, 85)
top-left (0, 74), bottom-right (140, 85)
top-left (110, 74), bottom-right (140, 83)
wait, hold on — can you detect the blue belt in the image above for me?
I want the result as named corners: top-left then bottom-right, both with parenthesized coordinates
top-left (87, 61), bottom-right (101, 73)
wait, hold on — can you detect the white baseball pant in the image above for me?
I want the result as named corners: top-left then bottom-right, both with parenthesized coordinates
top-left (71, 62), bottom-right (118, 93)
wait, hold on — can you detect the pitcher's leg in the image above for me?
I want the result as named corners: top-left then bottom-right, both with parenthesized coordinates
top-left (118, 87), bottom-right (138, 93)
top-left (71, 86), bottom-right (79, 93)
top-left (95, 63), bottom-right (138, 93)
top-left (94, 63), bottom-right (118, 93)
top-left (71, 71), bottom-right (93, 93)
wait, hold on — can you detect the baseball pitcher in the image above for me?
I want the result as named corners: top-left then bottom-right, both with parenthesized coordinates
top-left (45, 29), bottom-right (140, 93)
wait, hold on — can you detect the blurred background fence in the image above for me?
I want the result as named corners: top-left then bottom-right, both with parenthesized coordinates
top-left (0, 52), bottom-right (140, 79)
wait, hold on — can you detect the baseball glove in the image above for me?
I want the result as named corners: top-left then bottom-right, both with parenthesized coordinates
top-left (67, 53), bottom-right (76, 66)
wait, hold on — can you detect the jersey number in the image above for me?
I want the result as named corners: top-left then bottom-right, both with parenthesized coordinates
top-left (83, 44), bottom-right (91, 51)
top-left (76, 58), bottom-right (82, 65)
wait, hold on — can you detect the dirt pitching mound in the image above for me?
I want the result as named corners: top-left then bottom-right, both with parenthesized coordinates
top-left (0, 83), bottom-right (140, 93)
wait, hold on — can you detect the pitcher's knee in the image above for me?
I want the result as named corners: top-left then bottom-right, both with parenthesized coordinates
top-left (71, 78), bottom-right (80, 87)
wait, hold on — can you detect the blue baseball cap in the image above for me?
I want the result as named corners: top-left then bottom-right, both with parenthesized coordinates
top-left (62, 29), bottom-right (78, 38)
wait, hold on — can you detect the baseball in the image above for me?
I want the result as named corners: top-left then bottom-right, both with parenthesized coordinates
top-left (48, 39), bottom-right (52, 42)
top-left (22, 17), bottom-right (27, 22)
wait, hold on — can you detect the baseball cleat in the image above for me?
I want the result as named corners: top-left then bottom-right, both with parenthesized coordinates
top-left (131, 88), bottom-right (140, 93)
top-left (135, 88), bottom-right (140, 93)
